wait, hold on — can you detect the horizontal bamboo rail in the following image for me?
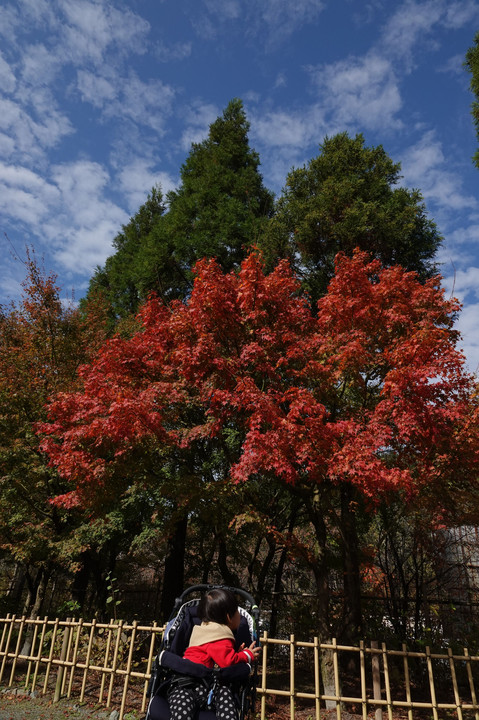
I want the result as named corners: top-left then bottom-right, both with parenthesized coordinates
top-left (1, 614), bottom-right (479, 719)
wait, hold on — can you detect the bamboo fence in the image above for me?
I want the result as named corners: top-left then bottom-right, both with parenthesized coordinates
top-left (1, 614), bottom-right (479, 719)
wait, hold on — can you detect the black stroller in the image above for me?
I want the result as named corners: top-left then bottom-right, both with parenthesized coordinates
top-left (145, 584), bottom-right (260, 720)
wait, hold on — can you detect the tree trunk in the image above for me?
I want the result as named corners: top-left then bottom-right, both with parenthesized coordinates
top-left (340, 483), bottom-right (363, 643)
top-left (248, 533), bottom-right (276, 601)
top-left (307, 487), bottom-right (337, 709)
top-left (269, 544), bottom-right (287, 642)
top-left (71, 551), bottom-right (93, 613)
top-left (7, 564), bottom-right (26, 607)
top-left (21, 565), bottom-right (49, 656)
top-left (159, 513), bottom-right (188, 621)
top-left (217, 538), bottom-right (241, 588)
top-left (269, 507), bottom-right (299, 640)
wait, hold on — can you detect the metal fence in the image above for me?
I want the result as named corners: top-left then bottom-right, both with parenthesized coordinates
top-left (2, 614), bottom-right (479, 719)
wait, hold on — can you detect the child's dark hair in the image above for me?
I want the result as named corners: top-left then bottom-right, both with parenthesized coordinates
top-left (198, 588), bottom-right (238, 625)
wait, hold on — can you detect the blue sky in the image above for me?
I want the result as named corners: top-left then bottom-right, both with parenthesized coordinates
top-left (1, 0), bottom-right (479, 372)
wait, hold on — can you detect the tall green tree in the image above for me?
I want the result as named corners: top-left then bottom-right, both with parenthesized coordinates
top-left (466, 31), bottom-right (479, 168)
top-left (261, 132), bottom-right (441, 304)
top-left (87, 186), bottom-right (165, 323)
top-left (162, 98), bottom-right (274, 272)
top-left (87, 99), bottom-right (274, 319)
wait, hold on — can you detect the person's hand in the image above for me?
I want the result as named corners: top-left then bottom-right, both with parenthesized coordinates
top-left (248, 640), bottom-right (261, 661)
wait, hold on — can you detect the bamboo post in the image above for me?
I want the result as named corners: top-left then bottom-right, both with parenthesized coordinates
top-left (67, 619), bottom-right (83, 698)
top-left (314, 636), bottom-right (321, 720)
top-left (43, 618), bottom-right (60, 695)
top-left (447, 647), bottom-right (463, 720)
top-left (260, 631), bottom-right (268, 720)
top-left (381, 642), bottom-right (393, 720)
top-left (9, 615), bottom-right (25, 686)
top-left (332, 637), bottom-right (341, 720)
top-left (61, 618), bottom-right (75, 697)
top-left (0, 614), bottom-right (15, 684)
top-left (25, 618), bottom-right (40, 690)
top-left (80, 619), bottom-right (97, 703)
top-left (119, 620), bottom-right (138, 720)
top-left (401, 643), bottom-right (413, 720)
top-left (142, 621), bottom-right (158, 713)
top-left (32, 616), bottom-right (48, 693)
top-left (0, 614), bottom-right (10, 659)
top-left (99, 619), bottom-right (114, 704)
top-left (425, 645), bottom-right (439, 720)
top-left (359, 640), bottom-right (367, 720)
top-left (371, 640), bottom-right (382, 720)
top-left (107, 620), bottom-right (124, 708)
top-left (290, 634), bottom-right (296, 720)
top-left (54, 618), bottom-right (71, 702)
top-left (464, 647), bottom-right (479, 720)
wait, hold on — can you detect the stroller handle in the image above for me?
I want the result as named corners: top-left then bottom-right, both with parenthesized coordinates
top-left (172, 584), bottom-right (259, 620)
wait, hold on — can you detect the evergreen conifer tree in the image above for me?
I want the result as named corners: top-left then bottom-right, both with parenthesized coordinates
top-left (261, 132), bottom-right (441, 304)
top-left (87, 99), bottom-right (273, 320)
top-left (465, 31), bottom-right (479, 168)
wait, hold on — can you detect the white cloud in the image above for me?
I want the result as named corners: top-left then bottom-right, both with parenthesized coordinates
top-left (204, 0), bottom-right (241, 21)
top-left (443, 266), bottom-right (479, 303)
top-left (17, 0), bottom-right (57, 27)
top-left (379, 0), bottom-right (479, 69)
top-left (380, 0), bottom-right (444, 65)
top-left (253, 110), bottom-right (318, 148)
top-left (119, 74), bottom-right (175, 131)
top-left (0, 162), bottom-right (60, 199)
top-left (249, 0), bottom-right (326, 44)
top-left (59, 0), bottom-right (150, 66)
top-left (448, 224), bottom-right (479, 247)
top-left (76, 70), bottom-right (175, 134)
top-left (254, 51), bottom-right (402, 161)
top-left (251, 105), bottom-right (327, 190)
top-left (45, 160), bottom-right (128, 272)
top-left (0, 162), bottom-right (60, 231)
top-left (309, 53), bottom-right (403, 132)
top-left (21, 44), bottom-right (62, 86)
top-left (443, 0), bottom-right (479, 29)
top-left (454, 302), bottom-right (479, 375)
top-left (256, 0), bottom-right (325, 30)
top-left (437, 53), bottom-right (466, 75)
top-left (117, 159), bottom-right (177, 211)
top-left (0, 52), bottom-right (16, 93)
top-left (0, 96), bottom-right (74, 160)
top-left (0, 5), bottom-right (20, 41)
top-left (53, 219), bottom-right (127, 273)
top-left (156, 40), bottom-right (192, 63)
top-left (76, 70), bottom-right (117, 108)
top-left (401, 132), bottom-right (477, 211)
top-left (0, 133), bottom-right (15, 157)
top-left (192, 0), bottom-right (326, 44)
top-left (180, 102), bottom-right (219, 150)
top-left (0, 159), bottom-right (128, 275)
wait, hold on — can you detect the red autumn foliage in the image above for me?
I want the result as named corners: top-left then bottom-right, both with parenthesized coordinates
top-left (40, 250), bottom-right (478, 512)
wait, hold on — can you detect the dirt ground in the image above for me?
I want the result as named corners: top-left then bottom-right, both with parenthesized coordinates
top-left (0, 688), bottom-right (414, 720)
top-left (0, 691), bottom-right (369, 720)
top-left (0, 688), bottom-right (141, 720)
top-left (0, 691), bottom-right (380, 720)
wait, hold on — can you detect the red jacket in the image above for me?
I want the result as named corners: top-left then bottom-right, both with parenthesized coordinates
top-left (183, 622), bottom-right (254, 668)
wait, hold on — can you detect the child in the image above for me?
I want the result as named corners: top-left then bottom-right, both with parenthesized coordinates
top-left (168, 588), bottom-right (260, 720)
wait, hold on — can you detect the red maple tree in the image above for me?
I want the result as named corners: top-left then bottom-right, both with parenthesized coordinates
top-left (42, 250), bottom-right (476, 501)
top-left (40, 249), bottom-right (478, 642)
